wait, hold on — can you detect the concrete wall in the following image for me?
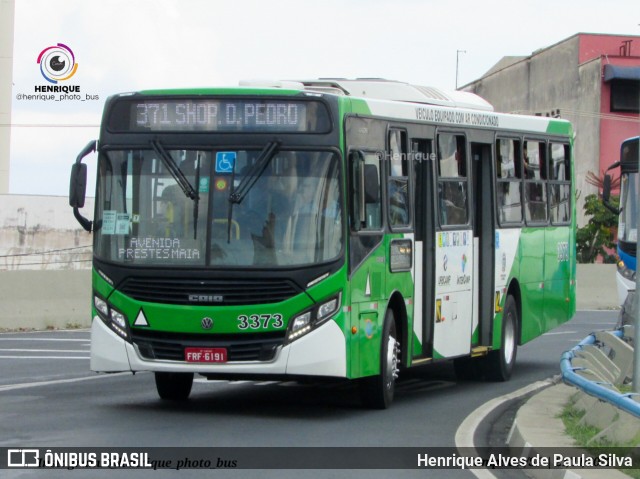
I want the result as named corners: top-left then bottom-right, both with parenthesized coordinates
top-left (575, 58), bottom-right (602, 205)
top-left (0, 269), bottom-right (92, 330)
top-left (0, 194), bottom-right (93, 270)
top-left (0, 264), bottom-right (619, 331)
top-left (472, 59), bottom-right (530, 113)
top-left (463, 35), bottom-right (601, 226)
top-left (575, 263), bottom-right (618, 311)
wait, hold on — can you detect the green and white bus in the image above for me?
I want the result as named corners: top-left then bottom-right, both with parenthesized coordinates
top-left (69, 79), bottom-right (576, 408)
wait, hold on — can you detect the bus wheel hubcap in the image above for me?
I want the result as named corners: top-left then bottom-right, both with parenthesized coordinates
top-left (504, 314), bottom-right (515, 365)
top-left (385, 337), bottom-right (400, 390)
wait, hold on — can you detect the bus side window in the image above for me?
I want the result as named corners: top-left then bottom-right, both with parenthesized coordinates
top-left (350, 150), bottom-right (382, 231)
top-left (549, 143), bottom-right (571, 224)
top-left (523, 140), bottom-right (548, 223)
top-left (496, 138), bottom-right (523, 225)
top-left (437, 133), bottom-right (469, 226)
top-left (388, 129), bottom-right (410, 228)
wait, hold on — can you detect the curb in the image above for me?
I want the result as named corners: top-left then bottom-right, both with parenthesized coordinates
top-left (508, 383), bottom-right (631, 479)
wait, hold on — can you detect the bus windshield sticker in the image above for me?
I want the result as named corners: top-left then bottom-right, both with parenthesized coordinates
top-left (115, 213), bottom-right (131, 235)
top-left (199, 177), bottom-right (210, 193)
top-left (215, 152), bottom-right (236, 174)
top-left (102, 210), bottom-right (117, 235)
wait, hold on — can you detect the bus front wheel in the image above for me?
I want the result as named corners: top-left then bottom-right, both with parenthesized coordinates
top-left (155, 372), bottom-right (194, 400)
top-left (484, 295), bottom-right (518, 381)
top-left (359, 309), bottom-right (399, 409)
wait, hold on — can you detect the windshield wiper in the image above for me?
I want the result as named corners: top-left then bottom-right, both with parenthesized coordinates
top-left (229, 140), bottom-right (280, 204)
top-left (150, 139), bottom-right (200, 239)
top-left (150, 140), bottom-right (198, 201)
top-left (226, 140), bottom-right (280, 243)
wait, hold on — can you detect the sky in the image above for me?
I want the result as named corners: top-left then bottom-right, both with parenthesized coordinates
top-left (7, 0), bottom-right (640, 196)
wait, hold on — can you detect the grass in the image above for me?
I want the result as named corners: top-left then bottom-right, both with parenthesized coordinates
top-left (560, 401), bottom-right (640, 478)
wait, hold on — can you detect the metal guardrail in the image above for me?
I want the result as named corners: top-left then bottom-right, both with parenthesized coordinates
top-left (560, 327), bottom-right (640, 419)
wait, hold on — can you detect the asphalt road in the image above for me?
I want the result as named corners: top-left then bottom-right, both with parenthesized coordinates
top-left (0, 310), bottom-right (620, 479)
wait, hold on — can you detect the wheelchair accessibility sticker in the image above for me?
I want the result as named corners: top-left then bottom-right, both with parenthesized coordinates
top-left (215, 152), bottom-right (236, 174)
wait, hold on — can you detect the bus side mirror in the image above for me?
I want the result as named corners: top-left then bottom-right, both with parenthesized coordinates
top-left (70, 140), bottom-right (97, 232)
top-left (69, 163), bottom-right (87, 208)
top-left (602, 174), bottom-right (620, 215)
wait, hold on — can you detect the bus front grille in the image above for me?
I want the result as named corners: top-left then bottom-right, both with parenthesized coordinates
top-left (131, 330), bottom-right (286, 362)
top-left (119, 277), bottom-right (301, 305)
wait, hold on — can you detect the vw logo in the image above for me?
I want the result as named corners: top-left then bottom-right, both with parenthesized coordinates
top-left (201, 317), bottom-right (214, 330)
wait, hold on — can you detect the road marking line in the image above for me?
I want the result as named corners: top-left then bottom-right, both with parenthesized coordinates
top-left (0, 349), bottom-right (90, 353)
top-left (455, 377), bottom-right (556, 479)
top-left (0, 356), bottom-right (89, 360)
top-left (576, 308), bottom-right (620, 315)
top-left (0, 330), bottom-right (90, 335)
top-left (0, 338), bottom-right (90, 342)
top-left (0, 372), bottom-right (131, 392)
top-left (543, 331), bottom-right (577, 336)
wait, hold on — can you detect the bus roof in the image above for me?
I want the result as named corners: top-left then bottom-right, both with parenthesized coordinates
top-left (125, 79), bottom-right (572, 137)
top-left (298, 78), bottom-right (494, 111)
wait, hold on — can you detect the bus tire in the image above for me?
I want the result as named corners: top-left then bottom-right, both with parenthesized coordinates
top-left (484, 295), bottom-right (518, 381)
top-left (359, 309), bottom-right (399, 409)
top-left (155, 372), bottom-right (194, 400)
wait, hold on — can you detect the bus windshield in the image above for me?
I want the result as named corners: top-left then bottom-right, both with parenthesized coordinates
top-left (94, 148), bottom-right (343, 268)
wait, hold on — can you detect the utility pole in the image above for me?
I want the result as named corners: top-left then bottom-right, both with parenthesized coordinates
top-left (455, 50), bottom-right (466, 90)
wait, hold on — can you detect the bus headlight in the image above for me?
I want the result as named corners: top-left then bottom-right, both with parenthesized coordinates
top-left (317, 297), bottom-right (340, 322)
top-left (289, 312), bottom-right (312, 341)
top-left (110, 309), bottom-right (127, 330)
top-left (287, 294), bottom-right (341, 343)
top-left (94, 296), bottom-right (109, 317)
top-left (617, 260), bottom-right (636, 281)
top-left (94, 293), bottom-right (130, 340)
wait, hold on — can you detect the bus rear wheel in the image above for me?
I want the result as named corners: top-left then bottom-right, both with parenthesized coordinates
top-left (155, 372), bottom-right (194, 400)
top-left (484, 295), bottom-right (518, 381)
top-left (359, 309), bottom-right (399, 409)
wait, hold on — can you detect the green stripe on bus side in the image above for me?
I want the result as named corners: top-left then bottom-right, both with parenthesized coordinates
top-left (494, 225), bottom-right (574, 350)
top-left (546, 119), bottom-right (573, 136)
top-left (348, 98), bottom-right (373, 116)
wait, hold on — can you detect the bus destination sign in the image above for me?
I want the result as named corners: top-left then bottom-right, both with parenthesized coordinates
top-left (108, 99), bottom-right (330, 133)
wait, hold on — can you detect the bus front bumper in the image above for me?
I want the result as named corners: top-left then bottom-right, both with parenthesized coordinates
top-left (616, 271), bottom-right (636, 306)
top-left (90, 316), bottom-right (347, 378)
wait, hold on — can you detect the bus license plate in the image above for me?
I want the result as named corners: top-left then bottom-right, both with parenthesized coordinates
top-left (185, 347), bottom-right (227, 363)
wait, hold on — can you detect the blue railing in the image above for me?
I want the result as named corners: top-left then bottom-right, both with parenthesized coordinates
top-left (560, 329), bottom-right (640, 419)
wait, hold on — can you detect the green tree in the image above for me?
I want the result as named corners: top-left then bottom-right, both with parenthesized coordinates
top-left (576, 194), bottom-right (619, 263)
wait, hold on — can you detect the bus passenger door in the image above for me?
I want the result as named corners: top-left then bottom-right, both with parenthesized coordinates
top-left (471, 142), bottom-right (495, 348)
top-left (431, 133), bottom-right (474, 359)
top-left (412, 139), bottom-right (435, 359)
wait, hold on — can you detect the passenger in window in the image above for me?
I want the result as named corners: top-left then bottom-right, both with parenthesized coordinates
top-left (523, 147), bottom-right (535, 179)
top-left (388, 179), bottom-right (409, 226)
top-left (439, 182), bottom-right (467, 225)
